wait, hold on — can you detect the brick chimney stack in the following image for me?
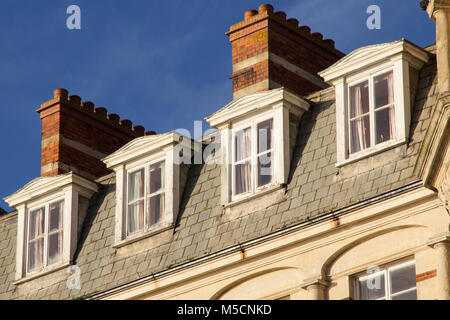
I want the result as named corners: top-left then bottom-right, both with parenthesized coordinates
top-left (227, 4), bottom-right (345, 99)
top-left (37, 88), bottom-right (155, 180)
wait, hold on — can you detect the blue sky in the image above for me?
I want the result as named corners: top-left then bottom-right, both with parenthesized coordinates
top-left (0, 0), bottom-right (435, 211)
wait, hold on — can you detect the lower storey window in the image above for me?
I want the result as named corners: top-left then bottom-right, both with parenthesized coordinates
top-left (27, 200), bottom-right (64, 273)
top-left (355, 260), bottom-right (417, 300)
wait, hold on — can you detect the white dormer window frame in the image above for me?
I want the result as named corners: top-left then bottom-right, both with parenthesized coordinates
top-left (319, 39), bottom-right (429, 167)
top-left (346, 68), bottom-right (396, 157)
top-left (4, 173), bottom-right (98, 282)
top-left (26, 197), bottom-right (65, 275)
top-left (125, 156), bottom-right (167, 238)
top-left (231, 112), bottom-right (275, 202)
top-left (103, 132), bottom-right (197, 247)
top-left (205, 88), bottom-right (310, 206)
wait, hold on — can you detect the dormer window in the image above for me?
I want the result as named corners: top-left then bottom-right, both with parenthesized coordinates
top-left (348, 70), bottom-right (395, 155)
top-left (319, 39), bottom-right (429, 167)
top-left (232, 117), bottom-right (274, 200)
top-left (205, 88), bottom-right (310, 206)
top-left (27, 199), bottom-right (64, 272)
top-left (4, 173), bottom-right (98, 282)
top-left (103, 132), bottom-right (196, 247)
top-left (127, 160), bottom-right (165, 235)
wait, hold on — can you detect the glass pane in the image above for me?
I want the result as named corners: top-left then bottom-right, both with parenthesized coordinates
top-left (128, 200), bottom-right (144, 234)
top-left (235, 127), bottom-right (251, 162)
top-left (48, 232), bottom-right (62, 265)
top-left (258, 152), bottom-right (272, 187)
top-left (148, 193), bottom-right (164, 226)
top-left (350, 81), bottom-right (369, 118)
top-left (257, 119), bottom-right (273, 154)
top-left (129, 169), bottom-right (144, 202)
top-left (49, 200), bottom-right (63, 232)
top-left (149, 162), bottom-right (164, 194)
top-left (375, 107), bottom-right (394, 144)
top-left (28, 238), bottom-right (44, 272)
top-left (390, 263), bottom-right (416, 294)
top-left (29, 208), bottom-right (45, 240)
top-left (358, 273), bottom-right (385, 300)
top-left (235, 162), bottom-right (251, 195)
top-left (391, 289), bottom-right (417, 300)
top-left (350, 115), bottom-right (371, 153)
top-left (374, 72), bottom-right (394, 109)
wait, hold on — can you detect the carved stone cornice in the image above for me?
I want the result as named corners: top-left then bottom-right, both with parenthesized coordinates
top-left (438, 170), bottom-right (450, 213)
top-left (414, 92), bottom-right (450, 192)
top-left (426, 0), bottom-right (450, 20)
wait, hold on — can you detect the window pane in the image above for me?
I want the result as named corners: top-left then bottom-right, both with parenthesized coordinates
top-left (350, 115), bottom-right (371, 153)
top-left (391, 289), bottom-right (417, 300)
top-left (375, 107), bottom-right (394, 144)
top-left (235, 162), bottom-right (251, 195)
top-left (128, 200), bottom-right (144, 234)
top-left (49, 200), bottom-right (63, 232)
top-left (350, 81), bottom-right (369, 118)
top-left (48, 232), bottom-right (62, 265)
top-left (258, 152), bottom-right (272, 187)
top-left (358, 273), bottom-right (385, 300)
top-left (257, 119), bottom-right (273, 154)
top-left (374, 72), bottom-right (394, 109)
top-left (29, 208), bottom-right (45, 240)
top-left (129, 169), bottom-right (144, 202)
top-left (148, 193), bottom-right (164, 226)
top-left (149, 162), bottom-right (164, 194)
top-left (235, 127), bottom-right (251, 162)
top-left (390, 263), bottom-right (416, 294)
top-left (28, 238), bottom-right (44, 272)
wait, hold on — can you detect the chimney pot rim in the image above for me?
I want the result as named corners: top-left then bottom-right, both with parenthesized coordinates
top-left (120, 119), bottom-right (133, 128)
top-left (299, 25), bottom-right (311, 33)
top-left (54, 88), bottom-right (68, 98)
top-left (68, 95), bottom-right (81, 102)
top-left (274, 11), bottom-right (287, 19)
top-left (244, 9), bottom-right (258, 20)
top-left (258, 4), bottom-right (274, 14)
top-left (312, 32), bottom-right (324, 40)
top-left (94, 107), bottom-right (108, 115)
top-left (287, 18), bottom-right (299, 26)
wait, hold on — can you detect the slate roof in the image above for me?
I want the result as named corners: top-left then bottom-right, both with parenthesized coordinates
top-left (0, 47), bottom-right (438, 300)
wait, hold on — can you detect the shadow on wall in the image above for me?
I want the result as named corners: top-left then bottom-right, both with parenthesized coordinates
top-left (210, 267), bottom-right (305, 300)
top-left (175, 162), bottom-right (203, 230)
top-left (287, 98), bottom-right (335, 186)
top-left (73, 182), bottom-right (114, 263)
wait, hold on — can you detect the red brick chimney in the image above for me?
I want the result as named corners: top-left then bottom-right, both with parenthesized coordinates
top-left (37, 88), bottom-right (155, 180)
top-left (227, 4), bottom-right (345, 99)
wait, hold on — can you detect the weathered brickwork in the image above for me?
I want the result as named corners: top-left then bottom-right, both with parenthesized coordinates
top-left (416, 269), bottom-right (437, 282)
top-left (0, 48), bottom-right (438, 299)
top-left (231, 60), bottom-right (269, 92)
top-left (38, 89), bottom-right (149, 179)
top-left (228, 4), bottom-right (344, 97)
top-left (231, 29), bottom-right (269, 65)
top-left (270, 60), bottom-right (322, 96)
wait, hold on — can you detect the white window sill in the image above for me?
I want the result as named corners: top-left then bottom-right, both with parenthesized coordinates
top-left (113, 221), bottom-right (174, 249)
top-left (224, 184), bottom-right (285, 209)
top-left (335, 138), bottom-right (407, 168)
top-left (14, 261), bottom-right (70, 285)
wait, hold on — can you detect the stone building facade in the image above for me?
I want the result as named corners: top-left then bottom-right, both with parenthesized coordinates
top-left (0, 2), bottom-right (449, 300)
